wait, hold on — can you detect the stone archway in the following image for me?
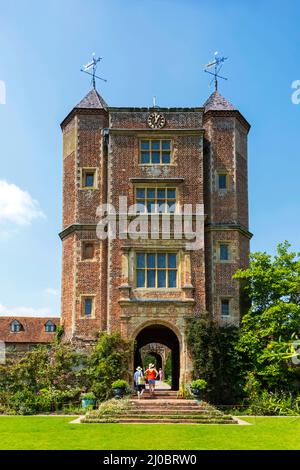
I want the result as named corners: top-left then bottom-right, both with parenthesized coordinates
top-left (140, 342), bottom-right (171, 373)
top-left (142, 350), bottom-right (163, 370)
top-left (134, 323), bottom-right (180, 390)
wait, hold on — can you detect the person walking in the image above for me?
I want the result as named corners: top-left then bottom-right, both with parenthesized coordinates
top-left (134, 366), bottom-right (145, 399)
top-left (158, 368), bottom-right (163, 381)
top-left (145, 363), bottom-right (158, 398)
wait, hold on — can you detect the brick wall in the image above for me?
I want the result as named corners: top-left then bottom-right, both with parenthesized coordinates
top-left (203, 111), bottom-right (251, 324)
top-left (60, 99), bottom-right (251, 378)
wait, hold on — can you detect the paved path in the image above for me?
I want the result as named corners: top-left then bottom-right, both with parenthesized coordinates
top-left (147, 380), bottom-right (171, 390)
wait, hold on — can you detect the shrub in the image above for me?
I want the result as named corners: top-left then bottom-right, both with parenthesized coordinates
top-left (191, 379), bottom-right (207, 390)
top-left (81, 398), bottom-right (129, 422)
top-left (0, 405), bottom-right (16, 415)
top-left (96, 398), bottom-right (129, 415)
top-left (8, 390), bottom-right (37, 415)
top-left (80, 392), bottom-right (96, 400)
top-left (111, 380), bottom-right (130, 390)
top-left (36, 387), bottom-right (81, 412)
top-left (0, 332), bottom-right (133, 412)
top-left (246, 391), bottom-right (300, 416)
top-left (177, 382), bottom-right (192, 399)
top-left (187, 316), bottom-right (243, 404)
top-left (87, 332), bottom-right (133, 401)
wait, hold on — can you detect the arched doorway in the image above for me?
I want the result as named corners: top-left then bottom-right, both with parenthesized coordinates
top-left (134, 324), bottom-right (180, 390)
top-left (142, 350), bottom-right (163, 370)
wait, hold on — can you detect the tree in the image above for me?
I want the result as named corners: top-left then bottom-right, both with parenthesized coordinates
top-left (234, 241), bottom-right (300, 393)
top-left (86, 332), bottom-right (133, 400)
top-left (187, 314), bottom-right (243, 404)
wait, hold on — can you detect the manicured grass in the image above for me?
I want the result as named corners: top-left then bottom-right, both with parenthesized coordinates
top-left (0, 416), bottom-right (299, 450)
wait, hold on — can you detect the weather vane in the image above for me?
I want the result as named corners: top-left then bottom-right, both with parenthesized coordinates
top-left (81, 53), bottom-right (107, 89)
top-left (203, 52), bottom-right (228, 91)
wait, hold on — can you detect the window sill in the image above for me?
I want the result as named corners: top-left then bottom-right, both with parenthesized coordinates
top-left (133, 287), bottom-right (180, 292)
top-left (138, 164), bottom-right (176, 167)
top-left (79, 187), bottom-right (98, 191)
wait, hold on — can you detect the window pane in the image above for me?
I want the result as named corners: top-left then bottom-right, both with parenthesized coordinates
top-left (136, 188), bottom-right (145, 199)
top-left (157, 189), bottom-right (165, 199)
top-left (85, 173), bottom-right (94, 187)
top-left (220, 244), bottom-right (229, 260)
top-left (167, 189), bottom-right (176, 199)
top-left (147, 270), bottom-right (156, 287)
top-left (147, 189), bottom-right (155, 198)
top-left (157, 200), bottom-right (164, 212)
top-left (45, 321), bottom-right (55, 333)
top-left (137, 253), bottom-right (145, 268)
top-left (11, 321), bottom-right (21, 332)
top-left (162, 152), bottom-right (170, 164)
top-left (136, 203), bottom-right (146, 214)
top-left (147, 201), bottom-right (155, 213)
top-left (162, 140), bottom-right (171, 150)
top-left (84, 243), bottom-right (94, 259)
top-left (157, 253), bottom-right (166, 268)
top-left (168, 270), bottom-right (177, 288)
top-left (137, 270), bottom-right (145, 288)
top-left (218, 174), bottom-right (227, 189)
top-left (168, 253), bottom-right (177, 268)
top-left (158, 270), bottom-right (166, 288)
top-left (151, 141), bottom-right (160, 150)
top-left (141, 140), bottom-right (150, 150)
top-left (152, 152), bottom-right (160, 164)
top-left (141, 151), bottom-right (150, 164)
top-left (158, 201), bottom-right (166, 213)
top-left (84, 299), bottom-right (92, 315)
top-left (221, 300), bottom-right (230, 316)
top-left (147, 254), bottom-right (156, 268)
top-left (167, 201), bottom-right (176, 213)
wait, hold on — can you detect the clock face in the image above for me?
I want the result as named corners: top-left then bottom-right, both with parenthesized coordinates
top-left (147, 112), bottom-right (166, 129)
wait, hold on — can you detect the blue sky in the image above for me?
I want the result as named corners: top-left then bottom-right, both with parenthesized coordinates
top-left (0, 0), bottom-right (299, 317)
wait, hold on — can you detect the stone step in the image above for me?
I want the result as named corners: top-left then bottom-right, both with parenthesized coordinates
top-left (130, 400), bottom-right (201, 404)
top-left (82, 399), bottom-right (236, 425)
top-left (142, 391), bottom-right (178, 394)
top-left (129, 403), bottom-right (209, 408)
top-left (102, 413), bottom-right (229, 420)
top-left (132, 396), bottom-right (180, 400)
top-left (84, 412), bottom-right (231, 421)
top-left (126, 409), bottom-right (218, 415)
top-left (119, 418), bottom-right (236, 424)
top-left (84, 417), bottom-right (236, 424)
top-left (129, 403), bottom-right (203, 409)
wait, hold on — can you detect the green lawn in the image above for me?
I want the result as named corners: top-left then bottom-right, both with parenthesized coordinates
top-left (0, 416), bottom-right (299, 450)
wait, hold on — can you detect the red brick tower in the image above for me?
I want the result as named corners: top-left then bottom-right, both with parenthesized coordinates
top-left (60, 89), bottom-right (108, 343)
top-left (202, 91), bottom-right (251, 324)
top-left (59, 88), bottom-right (251, 386)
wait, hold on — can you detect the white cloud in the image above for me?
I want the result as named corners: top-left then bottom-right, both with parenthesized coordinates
top-left (0, 304), bottom-right (59, 318)
top-left (0, 180), bottom-right (45, 228)
top-left (44, 288), bottom-right (59, 296)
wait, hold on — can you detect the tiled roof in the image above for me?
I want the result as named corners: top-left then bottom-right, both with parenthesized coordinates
top-left (75, 88), bottom-right (108, 110)
top-left (203, 91), bottom-right (235, 111)
top-left (0, 317), bottom-right (59, 343)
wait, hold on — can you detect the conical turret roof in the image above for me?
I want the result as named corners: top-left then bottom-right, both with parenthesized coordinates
top-left (75, 88), bottom-right (108, 110)
top-left (203, 91), bottom-right (235, 112)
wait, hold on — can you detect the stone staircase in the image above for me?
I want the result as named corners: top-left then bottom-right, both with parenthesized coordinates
top-left (82, 390), bottom-right (238, 424)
